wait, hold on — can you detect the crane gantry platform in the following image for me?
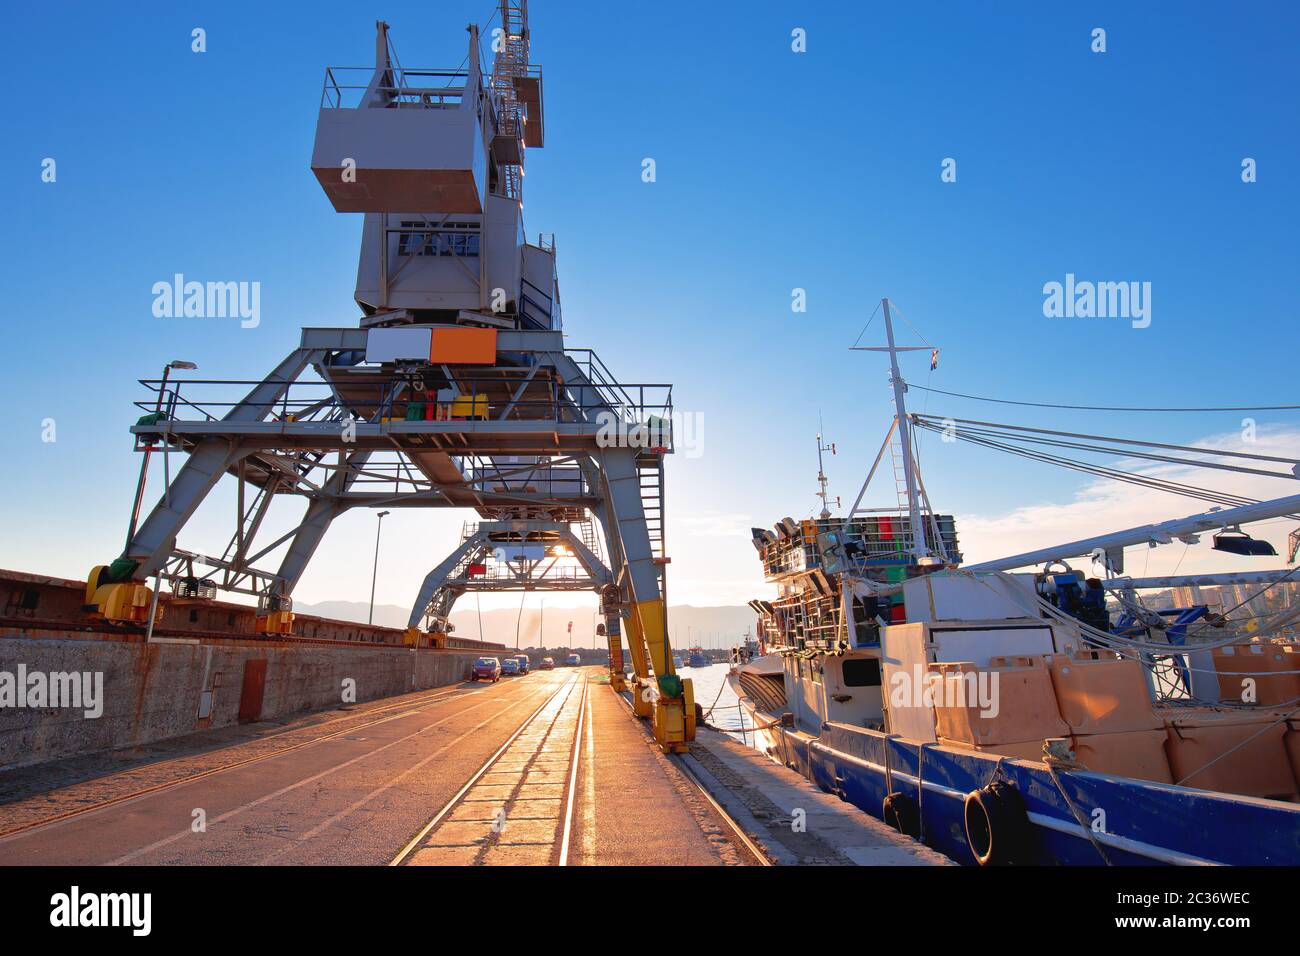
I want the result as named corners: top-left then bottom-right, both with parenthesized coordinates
top-left (86, 1), bottom-right (696, 752)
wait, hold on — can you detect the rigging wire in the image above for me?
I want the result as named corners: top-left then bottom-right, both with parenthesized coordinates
top-left (920, 422), bottom-right (1298, 482)
top-left (884, 300), bottom-right (932, 348)
top-left (850, 299), bottom-right (883, 349)
top-left (979, 566), bottom-right (1300, 656)
top-left (907, 384), bottom-right (1300, 413)
top-left (911, 415), bottom-right (1300, 520)
top-left (1168, 539), bottom-right (1191, 578)
top-left (912, 414), bottom-right (1300, 469)
top-left (445, 3), bottom-right (503, 87)
top-left (913, 422), bottom-right (1255, 508)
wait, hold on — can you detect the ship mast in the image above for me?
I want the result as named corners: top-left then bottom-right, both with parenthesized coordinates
top-left (851, 298), bottom-right (933, 561)
top-left (815, 431), bottom-right (837, 519)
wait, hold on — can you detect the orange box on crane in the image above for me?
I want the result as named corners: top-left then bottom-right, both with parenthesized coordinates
top-left (430, 327), bottom-right (497, 364)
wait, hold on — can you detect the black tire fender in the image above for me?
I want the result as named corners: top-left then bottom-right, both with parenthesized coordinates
top-left (963, 781), bottom-right (1030, 866)
top-left (882, 791), bottom-right (919, 838)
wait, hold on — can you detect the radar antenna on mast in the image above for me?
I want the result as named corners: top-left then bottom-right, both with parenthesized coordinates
top-left (815, 430), bottom-right (838, 519)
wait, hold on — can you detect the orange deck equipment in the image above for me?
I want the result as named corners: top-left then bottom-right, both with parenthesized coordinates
top-left (1212, 641), bottom-right (1300, 706)
top-left (931, 657), bottom-right (1069, 751)
top-left (1163, 710), bottom-right (1298, 802)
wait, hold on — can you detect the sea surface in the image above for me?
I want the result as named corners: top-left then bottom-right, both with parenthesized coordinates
top-left (678, 662), bottom-right (752, 739)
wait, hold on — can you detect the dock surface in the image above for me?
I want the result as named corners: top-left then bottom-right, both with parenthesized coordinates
top-left (0, 667), bottom-right (946, 866)
top-left (0, 669), bottom-right (745, 865)
top-left (687, 728), bottom-right (954, 865)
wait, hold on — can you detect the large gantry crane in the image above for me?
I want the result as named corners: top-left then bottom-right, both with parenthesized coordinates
top-left (86, 2), bottom-right (695, 751)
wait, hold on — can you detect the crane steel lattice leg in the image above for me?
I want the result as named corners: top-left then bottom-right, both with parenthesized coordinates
top-left (121, 348), bottom-right (321, 579)
top-left (406, 534), bottom-right (486, 634)
top-left (598, 447), bottom-right (691, 751)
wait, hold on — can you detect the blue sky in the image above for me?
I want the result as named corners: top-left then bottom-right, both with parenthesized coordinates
top-left (2, 1), bottom-right (1298, 625)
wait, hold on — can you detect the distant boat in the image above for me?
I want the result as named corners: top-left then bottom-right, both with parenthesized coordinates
top-left (687, 647), bottom-right (709, 668)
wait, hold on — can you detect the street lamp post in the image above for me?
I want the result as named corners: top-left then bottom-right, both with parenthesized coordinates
top-left (127, 360), bottom-right (197, 552)
top-left (368, 510), bottom-right (391, 625)
top-left (136, 361), bottom-right (196, 646)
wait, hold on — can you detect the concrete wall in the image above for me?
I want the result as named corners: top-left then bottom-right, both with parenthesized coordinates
top-left (0, 634), bottom-right (487, 771)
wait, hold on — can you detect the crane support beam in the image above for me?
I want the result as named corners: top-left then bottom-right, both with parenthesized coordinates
top-left (405, 521), bottom-right (611, 633)
top-left (124, 348), bottom-right (323, 579)
top-left (1100, 569), bottom-right (1298, 591)
top-left (407, 537), bottom-right (484, 630)
top-left (274, 450), bottom-right (373, 594)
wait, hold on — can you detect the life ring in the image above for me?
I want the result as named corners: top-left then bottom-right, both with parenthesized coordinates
top-left (963, 782), bottom-right (1029, 866)
top-left (882, 791), bottom-right (919, 838)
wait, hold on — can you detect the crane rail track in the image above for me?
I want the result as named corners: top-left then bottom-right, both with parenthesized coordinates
top-left (669, 751), bottom-right (772, 866)
top-left (390, 673), bottom-right (588, 866)
top-left (612, 689), bottom-right (772, 866)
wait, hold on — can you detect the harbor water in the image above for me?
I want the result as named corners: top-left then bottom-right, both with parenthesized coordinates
top-left (680, 662), bottom-right (751, 739)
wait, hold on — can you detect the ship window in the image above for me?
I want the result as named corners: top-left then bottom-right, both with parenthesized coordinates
top-left (841, 658), bottom-right (881, 687)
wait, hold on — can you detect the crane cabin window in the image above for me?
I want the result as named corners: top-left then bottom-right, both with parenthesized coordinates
top-left (397, 222), bottom-right (481, 257)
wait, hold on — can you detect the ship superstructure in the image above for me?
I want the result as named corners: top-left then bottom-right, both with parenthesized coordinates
top-left (750, 301), bottom-right (960, 654)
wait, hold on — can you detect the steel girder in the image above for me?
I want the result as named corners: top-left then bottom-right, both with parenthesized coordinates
top-left (126, 347), bottom-right (324, 579)
top-left (272, 449), bottom-right (373, 596)
top-left (577, 457), bottom-right (629, 679)
top-left (406, 520), bottom-right (612, 630)
top-left (121, 334), bottom-right (610, 592)
top-left (117, 325), bottom-right (678, 745)
top-left (546, 349), bottom-right (674, 694)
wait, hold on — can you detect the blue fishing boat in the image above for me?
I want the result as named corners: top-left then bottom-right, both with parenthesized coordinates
top-left (730, 299), bottom-right (1300, 866)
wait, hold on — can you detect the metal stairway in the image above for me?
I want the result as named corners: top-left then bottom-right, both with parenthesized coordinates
top-left (490, 0), bottom-right (530, 200)
top-left (638, 456), bottom-right (666, 569)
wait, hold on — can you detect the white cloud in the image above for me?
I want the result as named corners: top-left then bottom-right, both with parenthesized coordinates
top-left (676, 510), bottom-right (754, 538)
top-left (958, 425), bottom-right (1300, 576)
